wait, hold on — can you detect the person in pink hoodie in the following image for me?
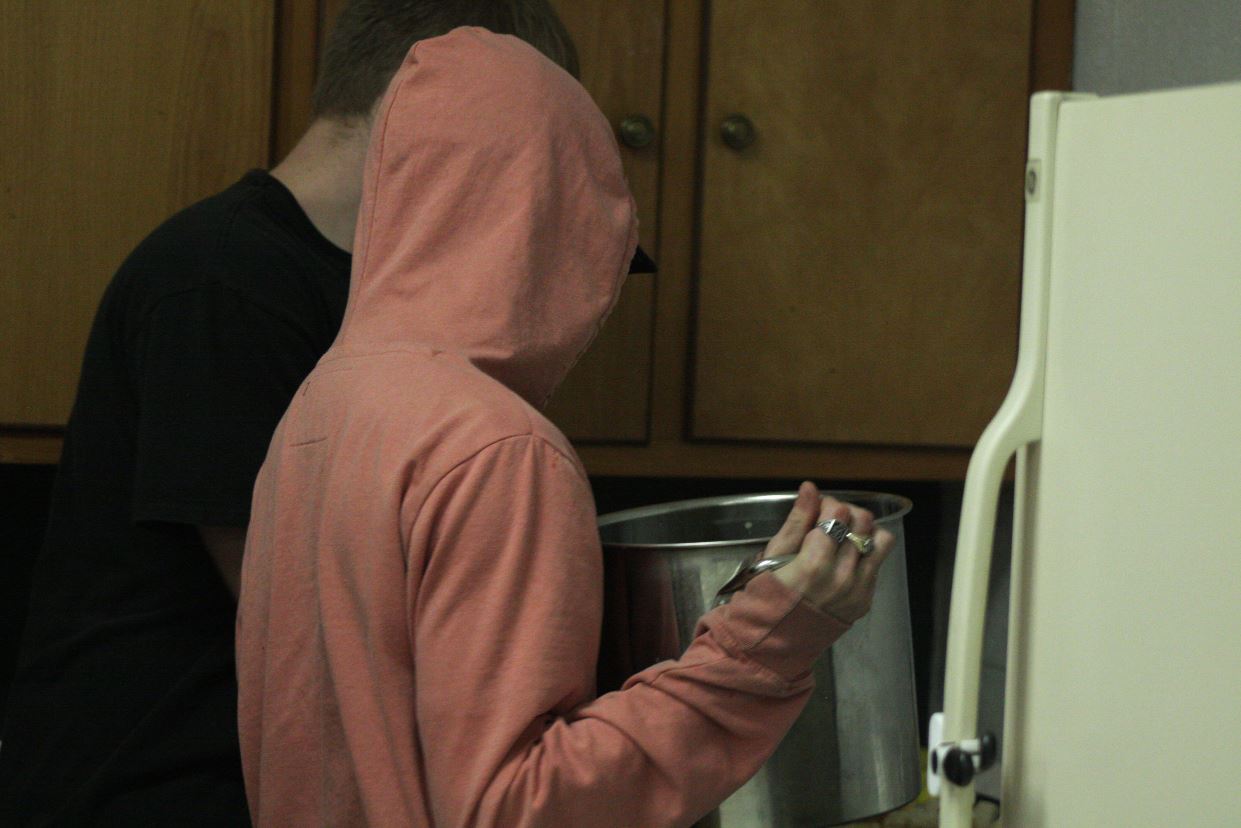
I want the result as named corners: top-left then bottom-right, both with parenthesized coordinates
top-left (236, 26), bottom-right (894, 828)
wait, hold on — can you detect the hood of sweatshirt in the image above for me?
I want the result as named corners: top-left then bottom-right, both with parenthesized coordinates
top-left (336, 27), bottom-right (638, 409)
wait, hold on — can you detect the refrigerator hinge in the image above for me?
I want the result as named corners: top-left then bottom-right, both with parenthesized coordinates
top-left (926, 712), bottom-right (998, 795)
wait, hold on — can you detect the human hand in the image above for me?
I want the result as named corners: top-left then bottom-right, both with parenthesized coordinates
top-left (764, 481), bottom-right (895, 624)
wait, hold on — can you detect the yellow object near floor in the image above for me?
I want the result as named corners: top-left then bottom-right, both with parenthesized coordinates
top-left (840, 750), bottom-right (1000, 827)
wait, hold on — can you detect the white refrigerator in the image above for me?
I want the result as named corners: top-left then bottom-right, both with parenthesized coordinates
top-left (930, 82), bottom-right (1241, 826)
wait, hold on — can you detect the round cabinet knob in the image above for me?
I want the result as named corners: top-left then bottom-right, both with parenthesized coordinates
top-left (720, 114), bottom-right (757, 150)
top-left (618, 114), bottom-right (656, 149)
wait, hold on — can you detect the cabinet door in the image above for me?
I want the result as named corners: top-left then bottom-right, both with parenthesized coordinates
top-left (544, 0), bottom-right (665, 443)
top-left (0, 1), bottom-right (274, 427)
top-left (692, 1), bottom-right (1031, 447)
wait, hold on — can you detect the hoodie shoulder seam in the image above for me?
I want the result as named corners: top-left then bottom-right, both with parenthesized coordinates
top-left (406, 432), bottom-right (589, 538)
top-left (435, 432), bottom-right (588, 494)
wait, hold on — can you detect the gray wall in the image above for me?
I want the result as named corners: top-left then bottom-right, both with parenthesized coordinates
top-left (1074, 0), bottom-right (1241, 94)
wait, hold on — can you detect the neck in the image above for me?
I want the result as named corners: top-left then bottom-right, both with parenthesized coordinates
top-left (270, 116), bottom-right (371, 252)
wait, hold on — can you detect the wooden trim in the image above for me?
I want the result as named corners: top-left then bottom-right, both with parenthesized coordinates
top-left (269, 0), bottom-right (322, 164)
top-left (641, 0), bottom-right (675, 446)
top-left (578, 440), bottom-right (971, 481)
top-left (0, 430), bottom-right (63, 465)
top-left (1030, 0), bottom-right (1076, 92)
top-left (0, 428), bottom-right (971, 478)
top-left (648, 0), bottom-right (703, 443)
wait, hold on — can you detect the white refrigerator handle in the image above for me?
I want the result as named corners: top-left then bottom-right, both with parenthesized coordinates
top-left (934, 91), bottom-right (1091, 827)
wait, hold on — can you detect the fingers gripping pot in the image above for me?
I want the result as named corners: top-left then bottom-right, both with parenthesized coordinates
top-left (597, 492), bottom-right (920, 827)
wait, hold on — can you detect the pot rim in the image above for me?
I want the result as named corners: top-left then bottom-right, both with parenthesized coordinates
top-left (597, 490), bottom-right (913, 551)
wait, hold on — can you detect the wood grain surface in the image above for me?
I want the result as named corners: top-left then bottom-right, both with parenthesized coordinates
top-left (691, 1), bottom-right (1033, 447)
top-left (0, 1), bottom-right (275, 427)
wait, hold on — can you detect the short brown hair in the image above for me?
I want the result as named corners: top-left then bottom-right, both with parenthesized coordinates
top-left (313, 0), bottom-right (580, 121)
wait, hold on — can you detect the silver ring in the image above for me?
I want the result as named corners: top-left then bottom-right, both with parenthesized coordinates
top-left (816, 519), bottom-right (849, 544)
top-left (845, 531), bottom-right (875, 556)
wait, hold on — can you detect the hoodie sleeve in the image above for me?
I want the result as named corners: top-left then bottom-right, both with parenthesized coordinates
top-left (410, 434), bottom-right (850, 828)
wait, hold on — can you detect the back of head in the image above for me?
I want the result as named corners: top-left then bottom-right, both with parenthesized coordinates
top-left (313, 0), bottom-right (579, 122)
top-left (338, 28), bottom-right (637, 408)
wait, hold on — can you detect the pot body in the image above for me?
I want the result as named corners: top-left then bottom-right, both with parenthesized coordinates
top-left (597, 492), bottom-right (920, 827)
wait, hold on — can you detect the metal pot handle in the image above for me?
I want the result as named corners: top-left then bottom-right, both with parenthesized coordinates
top-left (713, 553), bottom-right (796, 606)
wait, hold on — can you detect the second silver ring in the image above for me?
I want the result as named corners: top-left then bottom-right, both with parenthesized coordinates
top-left (845, 531), bottom-right (875, 556)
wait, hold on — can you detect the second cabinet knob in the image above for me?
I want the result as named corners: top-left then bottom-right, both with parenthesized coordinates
top-left (618, 115), bottom-right (656, 149)
top-left (720, 114), bottom-right (757, 151)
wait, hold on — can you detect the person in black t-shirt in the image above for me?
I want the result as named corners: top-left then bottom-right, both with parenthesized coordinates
top-left (0, 4), bottom-right (595, 824)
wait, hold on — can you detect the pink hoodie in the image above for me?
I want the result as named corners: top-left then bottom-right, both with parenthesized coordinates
top-left (237, 28), bottom-right (849, 827)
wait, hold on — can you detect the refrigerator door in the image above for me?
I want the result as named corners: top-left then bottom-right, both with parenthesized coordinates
top-left (999, 82), bottom-right (1241, 826)
top-left (938, 82), bottom-right (1241, 827)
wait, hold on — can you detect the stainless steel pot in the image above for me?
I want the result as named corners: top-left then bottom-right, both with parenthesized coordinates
top-left (597, 491), bottom-right (920, 827)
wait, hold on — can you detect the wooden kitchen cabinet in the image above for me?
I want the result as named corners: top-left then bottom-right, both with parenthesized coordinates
top-left (0, 0), bottom-right (663, 462)
top-left (1, 0), bottom-right (1074, 479)
top-left (693, 1), bottom-right (1033, 447)
top-left (574, 0), bottom-right (1074, 479)
top-left (0, 0), bottom-right (346, 463)
top-left (0, 0), bottom-right (275, 459)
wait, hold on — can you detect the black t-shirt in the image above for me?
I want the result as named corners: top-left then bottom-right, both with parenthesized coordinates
top-left (0, 171), bottom-right (350, 826)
